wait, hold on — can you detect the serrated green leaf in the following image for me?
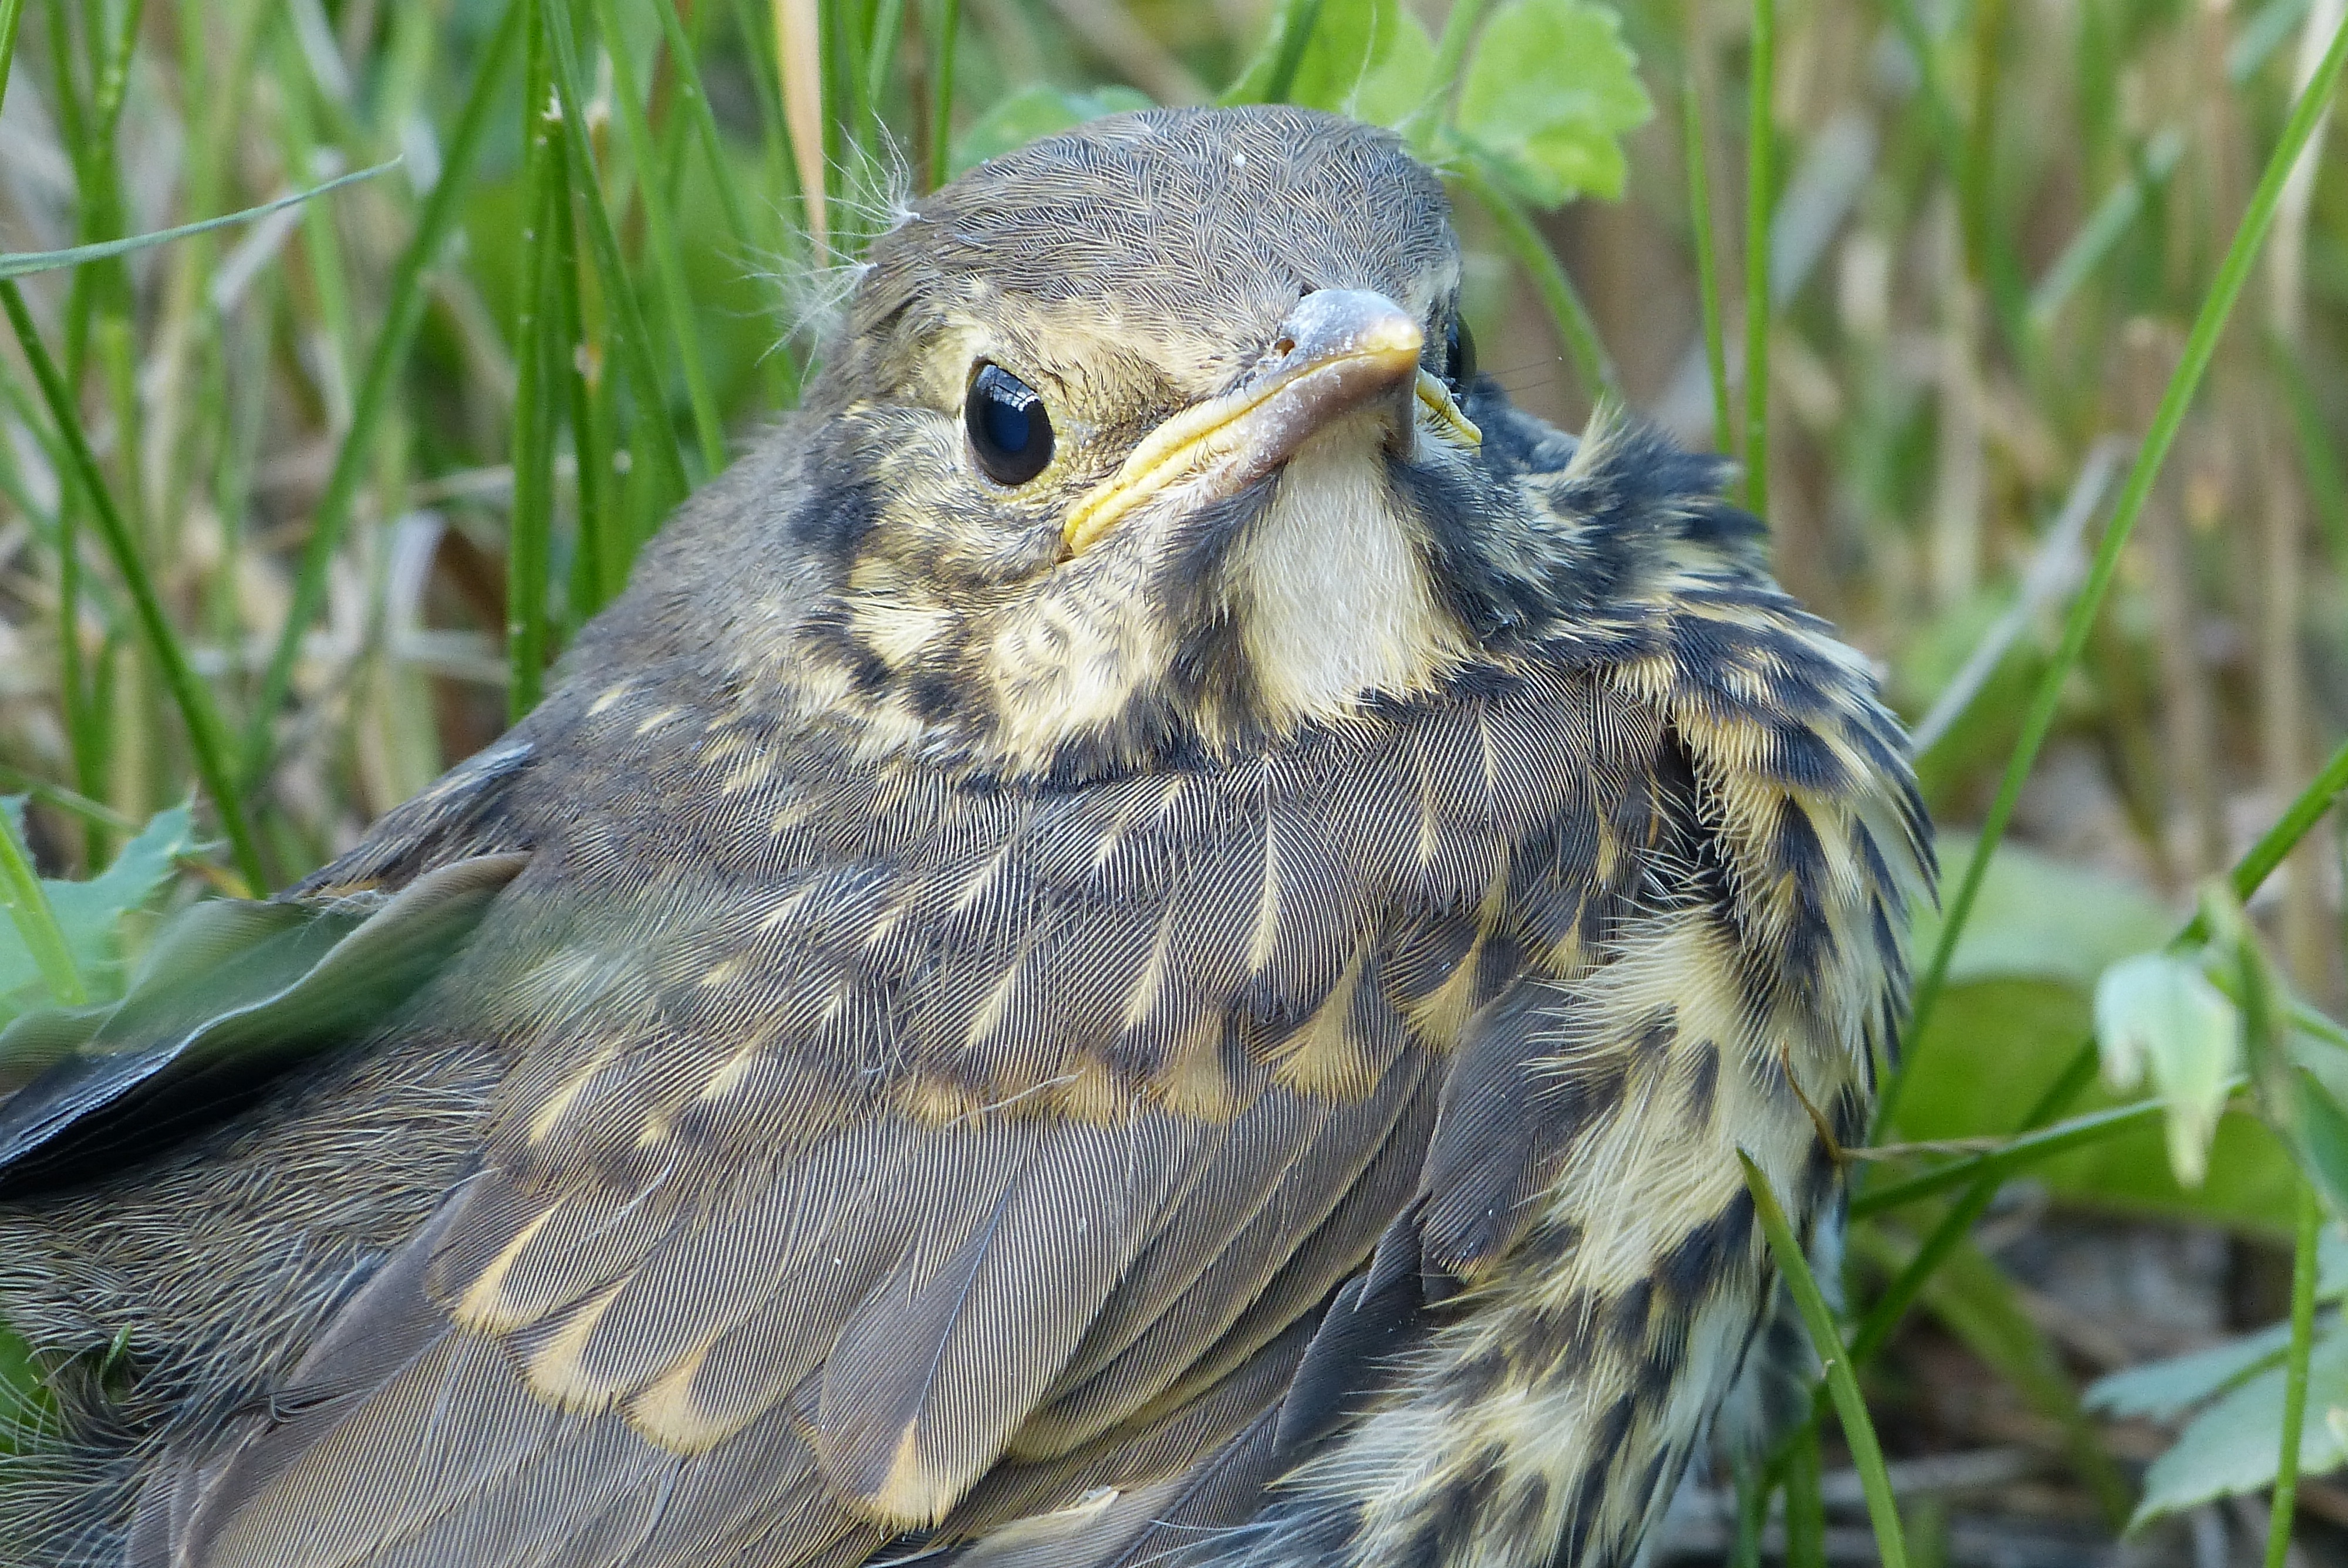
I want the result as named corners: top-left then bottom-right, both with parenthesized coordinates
top-left (1224, 0), bottom-right (1439, 125)
top-left (1453, 0), bottom-right (1652, 207)
top-left (2127, 1322), bottom-right (2348, 1529)
top-left (952, 86), bottom-right (1154, 174)
top-left (2094, 951), bottom-right (2241, 1187)
top-left (0, 803), bottom-right (197, 1017)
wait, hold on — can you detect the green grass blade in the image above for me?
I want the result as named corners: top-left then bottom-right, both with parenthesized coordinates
top-left (1850, 1094), bottom-right (2168, 1219)
top-left (652, 0), bottom-right (764, 256)
top-left (1456, 163), bottom-right (1621, 404)
top-left (1742, 0), bottom-right (1774, 511)
top-left (2027, 130), bottom-right (2184, 330)
top-left (241, 0), bottom-right (525, 788)
top-left (0, 800), bottom-right (86, 1006)
top-left (0, 159), bottom-right (399, 278)
top-left (1742, 1152), bottom-right (1908, 1568)
top-left (509, 0), bottom-right (561, 721)
top-left (1784, 1424), bottom-right (1827, 1567)
top-left (542, 0), bottom-right (693, 511)
top-left (1890, 8), bottom-right (2348, 1115)
top-left (0, 0), bottom-right (23, 117)
top-left (592, 0), bottom-right (727, 480)
top-left (1262, 0), bottom-right (1328, 105)
top-left (925, 0), bottom-right (961, 189)
top-left (1684, 55), bottom-right (1732, 455)
top-left (0, 282), bottom-right (264, 890)
top-left (2268, 1177), bottom-right (2322, 1568)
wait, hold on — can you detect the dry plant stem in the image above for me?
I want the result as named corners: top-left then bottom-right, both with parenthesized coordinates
top-left (778, 0), bottom-right (827, 254)
top-left (1742, 0), bottom-right (1773, 513)
top-left (240, 0), bottom-right (525, 791)
top-left (0, 282), bottom-right (264, 890)
top-left (2268, 1178), bottom-right (2322, 1568)
top-left (1888, 6), bottom-right (2348, 1122)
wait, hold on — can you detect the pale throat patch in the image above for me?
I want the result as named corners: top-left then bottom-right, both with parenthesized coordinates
top-left (1233, 424), bottom-right (1465, 726)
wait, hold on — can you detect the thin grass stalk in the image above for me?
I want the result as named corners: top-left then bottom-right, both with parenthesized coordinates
top-left (542, 0), bottom-right (693, 516)
top-left (1888, 9), bottom-right (2348, 1119)
top-left (1398, 0), bottom-right (1485, 144)
top-left (0, 803), bottom-right (86, 1006)
top-left (1684, 56), bottom-right (1732, 456)
top-left (509, 0), bottom-right (561, 721)
top-left (865, 0), bottom-right (905, 119)
top-left (0, 164), bottom-right (403, 280)
top-left (0, 0), bottom-right (22, 116)
top-left (1456, 164), bottom-right (1620, 404)
top-left (557, 181), bottom-right (610, 629)
top-left (591, 0), bottom-right (727, 479)
top-left (2266, 1175), bottom-right (2323, 1568)
top-left (1741, 1153), bottom-right (1908, 1568)
top-left (1850, 1094), bottom-right (2167, 1219)
top-left (1729, 1462), bottom-right (1769, 1568)
top-left (650, 0), bottom-right (769, 265)
top-left (926, 0), bottom-right (960, 188)
top-left (0, 282), bottom-right (264, 889)
top-left (1784, 1425), bottom-right (1827, 1568)
top-left (241, 0), bottom-right (525, 787)
top-left (1742, 0), bottom-right (1773, 512)
top-left (1264, 0), bottom-right (1328, 104)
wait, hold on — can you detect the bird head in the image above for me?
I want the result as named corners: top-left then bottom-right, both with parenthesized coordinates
top-left (733, 107), bottom-right (1552, 780)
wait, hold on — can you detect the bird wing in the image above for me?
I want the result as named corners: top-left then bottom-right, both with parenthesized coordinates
top-left (150, 660), bottom-right (1669, 1568)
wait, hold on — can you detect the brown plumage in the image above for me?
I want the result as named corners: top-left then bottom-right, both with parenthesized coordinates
top-left (0, 106), bottom-right (1931, 1568)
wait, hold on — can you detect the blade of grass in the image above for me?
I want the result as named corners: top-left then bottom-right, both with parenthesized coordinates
top-left (2268, 1175), bottom-right (2322, 1568)
top-left (1742, 0), bottom-right (1774, 511)
top-left (542, 0), bottom-right (693, 513)
top-left (591, 0), bottom-right (727, 480)
top-left (241, 0), bottom-right (525, 788)
top-left (1456, 163), bottom-right (1621, 404)
top-left (0, 800), bottom-right (86, 1006)
top-left (1263, 0), bottom-right (1327, 105)
top-left (1685, 56), bottom-right (1732, 456)
top-left (652, 0), bottom-right (768, 263)
top-left (0, 169), bottom-right (404, 280)
top-left (1888, 8), bottom-right (2348, 1121)
top-left (925, 0), bottom-right (960, 189)
top-left (0, 0), bottom-right (22, 117)
top-left (0, 283), bottom-right (264, 890)
top-left (1851, 1094), bottom-right (2170, 1219)
top-left (1399, 0), bottom-right (1486, 145)
top-left (1784, 1424), bottom-right (1827, 1567)
top-left (509, 0), bottom-right (560, 721)
top-left (2028, 130), bottom-right (2185, 329)
top-left (1741, 1151), bottom-right (1909, 1568)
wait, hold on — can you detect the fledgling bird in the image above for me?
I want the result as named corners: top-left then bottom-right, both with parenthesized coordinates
top-left (0, 106), bottom-right (1931, 1568)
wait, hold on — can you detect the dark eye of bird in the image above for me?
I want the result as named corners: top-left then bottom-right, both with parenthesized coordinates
top-left (1443, 316), bottom-right (1476, 390)
top-left (965, 363), bottom-right (1055, 486)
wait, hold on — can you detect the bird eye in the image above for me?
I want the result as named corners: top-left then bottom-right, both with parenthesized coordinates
top-left (965, 363), bottom-right (1055, 486)
top-left (1443, 316), bottom-right (1477, 390)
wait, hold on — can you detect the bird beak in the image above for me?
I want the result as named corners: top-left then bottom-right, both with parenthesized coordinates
top-left (1061, 289), bottom-right (1482, 556)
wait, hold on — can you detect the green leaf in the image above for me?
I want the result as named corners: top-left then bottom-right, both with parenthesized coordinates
top-left (1453, 0), bottom-right (1652, 206)
top-left (0, 160), bottom-right (397, 279)
top-left (952, 86), bottom-right (1153, 174)
top-left (2089, 1319), bottom-right (2299, 1423)
top-left (2124, 1320), bottom-right (2348, 1529)
top-left (1226, 0), bottom-right (1438, 126)
top-left (0, 803), bottom-right (196, 1019)
top-left (2094, 951), bottom-right (2242, 1188)
top-left (1911, 833), bottom-right (2175, 992)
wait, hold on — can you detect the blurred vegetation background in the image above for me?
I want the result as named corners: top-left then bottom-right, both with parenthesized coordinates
top-left (5, 0), bottom-right (2348, 1560)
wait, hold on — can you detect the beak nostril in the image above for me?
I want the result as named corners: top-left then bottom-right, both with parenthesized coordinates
top-left (1271, 337), bottom-right (1296, 357)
